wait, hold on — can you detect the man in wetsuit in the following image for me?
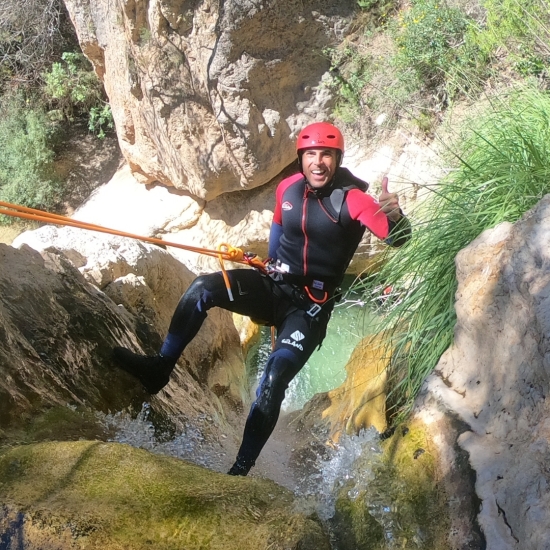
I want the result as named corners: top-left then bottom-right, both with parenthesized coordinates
top-left (113, 121), bottom-right (411, 476)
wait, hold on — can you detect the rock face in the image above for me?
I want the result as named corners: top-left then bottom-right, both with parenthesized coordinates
top-left (2, 232), bottom-right (249, 444)
top-left (63, 0), bottom-right (357, 200)
top-left (416, 195), bottom-right (550, 549)
top-left (321, 332), bottom-right (388, 440)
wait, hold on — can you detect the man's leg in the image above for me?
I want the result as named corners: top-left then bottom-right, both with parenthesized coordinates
top-left (228, 308), bottom-right (327, 475)
top-left (114, 269), bottom-right (276, 393)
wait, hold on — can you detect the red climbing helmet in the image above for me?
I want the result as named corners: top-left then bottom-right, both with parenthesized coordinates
top-left (296, 122), bottom-right (345, 154)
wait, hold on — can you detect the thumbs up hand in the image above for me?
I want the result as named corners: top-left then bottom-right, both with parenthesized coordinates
top-left (378, 176), bottom-right (402, 221)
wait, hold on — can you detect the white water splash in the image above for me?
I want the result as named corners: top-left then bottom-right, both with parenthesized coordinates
top-left (295, 427), bottom-right (384, 521)
top-left (294, 428), bottom-right (419, 548)
top-left (97, 403), bottom-right (229, 472)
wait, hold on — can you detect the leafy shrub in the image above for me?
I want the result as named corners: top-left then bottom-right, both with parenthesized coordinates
top-left (88, 103), bottom-right (115, 139)
top-left (0, 94), bottom-right (63, 219)
top-left (357, 86), bottom-right (550, 421)
top-left (391, 0), bottom-right (487, 95)
top-left (43, 52), bottom-right (113, 138)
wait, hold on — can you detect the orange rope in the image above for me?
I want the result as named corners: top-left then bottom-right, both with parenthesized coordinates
top-left (217, 243), bottom-right (235, 301)
top-left (0, 201), bottom-right (266, 269)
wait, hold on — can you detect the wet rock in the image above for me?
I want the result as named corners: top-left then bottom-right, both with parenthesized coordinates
top-left (0, 440), bottom-right (330, 549)
top-left (321, 332), bottom-right (389, 440)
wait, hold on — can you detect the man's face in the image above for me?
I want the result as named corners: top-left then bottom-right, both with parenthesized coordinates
top-left (301, 148), bottom-right (338, 189)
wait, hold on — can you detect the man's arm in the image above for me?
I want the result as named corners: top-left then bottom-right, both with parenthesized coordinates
top-left (268, 222), bottom-right (283, 260)
top-left (378, 176), bottom-right (411, 247)
top-left (347, 175), bottom-right (411, 245)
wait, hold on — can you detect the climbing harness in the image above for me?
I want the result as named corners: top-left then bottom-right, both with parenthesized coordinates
top-left (265, 268), bottom-right (330, 320)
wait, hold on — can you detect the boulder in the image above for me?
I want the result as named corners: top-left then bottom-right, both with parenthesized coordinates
top-left (415, 195), bottom-right (550, 549)
top-left (63, 0), bottom-right (358, 200)
top-left (12, 226), bottom-right (250, 407)
top-left (1, 234), bottom-right (250, 453)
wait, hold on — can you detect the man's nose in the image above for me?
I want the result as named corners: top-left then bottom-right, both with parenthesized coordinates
top-left (312, 152), bottom-right (323, 164)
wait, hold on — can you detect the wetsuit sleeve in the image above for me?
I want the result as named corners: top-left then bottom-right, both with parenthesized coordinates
top-left (386, 214), bottom-right (412, 247)
top-left (273, 184), bottom-right (284, 224)
top-left (268, 222), bottom-right (283, 260)
top-left (346, 188), bottom-right (390, 240)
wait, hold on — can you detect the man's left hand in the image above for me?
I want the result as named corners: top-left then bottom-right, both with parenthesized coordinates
top-left (378, 176), bottom-right (402, 221)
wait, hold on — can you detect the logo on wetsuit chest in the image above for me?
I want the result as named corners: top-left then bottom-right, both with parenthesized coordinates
top-left (282, 201), bottom-right (293, 211)
top-left (281, 330), bottom-right (305, 351)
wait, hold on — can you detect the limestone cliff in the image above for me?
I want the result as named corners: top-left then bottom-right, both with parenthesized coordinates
top-left (63, 0), bottom-right (357, 200)
top-left (409, 196), bottom-right (550, 549)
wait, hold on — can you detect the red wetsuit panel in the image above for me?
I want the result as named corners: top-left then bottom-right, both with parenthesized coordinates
top-left (346, 188), bottom-right (389, 240)
top-left (273, 173), bottom-right (303, 225)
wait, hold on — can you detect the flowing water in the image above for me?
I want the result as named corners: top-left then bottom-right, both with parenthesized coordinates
top-left (98, 281), bottom-right (420, 548)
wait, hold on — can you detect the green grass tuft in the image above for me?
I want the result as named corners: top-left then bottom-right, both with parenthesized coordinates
top-left (356, 86), bottom-right (550, 421)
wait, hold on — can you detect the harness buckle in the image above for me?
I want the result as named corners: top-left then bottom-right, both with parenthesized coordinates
top-left (306, 303), bottom-right (322, 318)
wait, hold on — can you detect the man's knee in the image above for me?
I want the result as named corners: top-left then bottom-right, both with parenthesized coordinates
top-left (183, 274), bottom-right (221, 310)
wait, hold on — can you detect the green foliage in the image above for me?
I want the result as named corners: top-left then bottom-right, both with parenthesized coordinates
top-left (43, 51), bottom-right (112, 137)
top-left (0, 94), bottom-right (63, 220)
top-left (482, 0), bottom-right (548, 46)
top-left (325, 45), bottom-right (375, 122)
top-left (356, 87), bottom-right (550, 420)
top-left (322, 0), bottom-right (549, 138)
top-left (139, 27), bottom-right (152, 45)
top-left (478, 0), bottom-right (550, 76)
top-left (88, 103), bottom-right (115, 139)
top-left (355, 0), bottom-right (397, 22)
top-left (391, 0), bottom-right (487, 96)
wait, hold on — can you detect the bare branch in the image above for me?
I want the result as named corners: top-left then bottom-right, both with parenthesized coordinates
top-left (0, 0), bottom-right (77, 85)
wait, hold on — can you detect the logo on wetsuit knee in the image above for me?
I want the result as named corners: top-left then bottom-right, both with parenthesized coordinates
top-left (281, 330), bottom-right (305, 351)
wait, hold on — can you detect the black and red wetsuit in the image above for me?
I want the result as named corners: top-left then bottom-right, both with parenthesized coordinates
top-left (159, 167), bottom-right (411, 473)
top-left (269, 169), bottom-right (408, 285)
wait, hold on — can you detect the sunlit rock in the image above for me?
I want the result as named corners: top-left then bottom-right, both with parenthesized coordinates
top-left (63, 0), bottom-right (359, 200)
top-left (416, 195), bottom-right (550, 549)
top-left (321, 332), bottom-right (389, 440)
top-left (0, 441), bottom-right (330, 549)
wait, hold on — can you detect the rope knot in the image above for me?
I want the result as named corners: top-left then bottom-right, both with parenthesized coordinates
top-left (218, 244), bottom-right (245, 262)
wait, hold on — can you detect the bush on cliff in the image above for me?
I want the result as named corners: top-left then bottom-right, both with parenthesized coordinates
top-left (0, 93), bottom-right (64, 218)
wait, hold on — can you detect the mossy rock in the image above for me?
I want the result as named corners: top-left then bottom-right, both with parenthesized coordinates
top-left (0, 441), bottom-right (330, 550)
top-left (330, 420), bottom-right (450, 550)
